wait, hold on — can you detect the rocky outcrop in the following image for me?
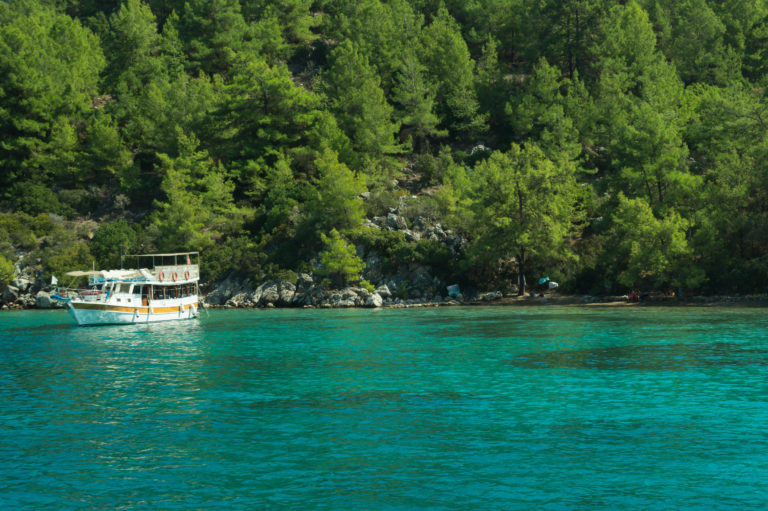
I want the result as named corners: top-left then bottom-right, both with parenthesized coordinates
top-left (204, 273), bottom-right (245, 306)
top-left (0, 261), bottom-right (54, 310)
top-left (202, 269), bottom-right (458, 309)
top-left (370, 213), bottom-right (466, 254)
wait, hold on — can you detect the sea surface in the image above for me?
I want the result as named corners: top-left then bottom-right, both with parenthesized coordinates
top-left (1, 306), bottom-right (767, 510)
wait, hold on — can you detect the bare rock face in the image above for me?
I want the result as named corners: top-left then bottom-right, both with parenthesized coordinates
top-left (204, 274), bottom-right (245, 305)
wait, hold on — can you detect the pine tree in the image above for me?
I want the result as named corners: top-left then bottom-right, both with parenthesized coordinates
top-left (316, 228), bottom-right (365, 289)
top-left (320, 40), bottom-right (404, 165)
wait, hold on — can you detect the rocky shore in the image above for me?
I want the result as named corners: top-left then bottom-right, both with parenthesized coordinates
top-left (3, 272), bottom-right (768, 311)
top-left (0, 262), bottom-right (63, 311)
top-left (201, 271), bottom-right (509, 309)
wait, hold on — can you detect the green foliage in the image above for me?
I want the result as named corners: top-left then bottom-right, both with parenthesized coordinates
top-left (316, 228), bottom-right (365, 288)
top-left (506, 58), bottom-right (581, 167)
top-left (391, 53), bottom-right (446, 152)
top-left (177, 0), bottom-right (254, 76)
top-left (90, 220), bottom-right (139, 269)
top-left (0, 1), bottom-right (104, 199)
top-left (0, 212), bottom-right (53, 250)
top-left (395, 282), bottom-right (409, 300)
top-left (419, 7), bottom-right (487, 138)
top-left (0, 255), bottom-right (13, 285)
top-left (27, 219), bottom-right (95, 282)
top-left (608, 194), bottom-right (704, 290)
top-left (363, 186), bottom-right (403, 218)
top-left (148, 131), bottom-right (250, 251)
top-left (213, 52), bottom-right (328, 189)
top-left (42, 241), bottom-right (93, 283)
top-left (320, 40), bottom-right (404, 165)
top-left (306, 149), bottom-right (367, 235)
top-left (202, 235), bottom-right (267, 283)
top-left (466, 144), bottom-right (579, 293)
top-left (352, 227), bottom-right (457, 279)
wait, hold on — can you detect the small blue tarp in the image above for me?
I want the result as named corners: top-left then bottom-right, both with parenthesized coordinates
top-left (538, 277), bottom-right (550, 285)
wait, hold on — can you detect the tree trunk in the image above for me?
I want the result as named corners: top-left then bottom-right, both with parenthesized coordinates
top-left (518, 248), bottom-right (526, 296)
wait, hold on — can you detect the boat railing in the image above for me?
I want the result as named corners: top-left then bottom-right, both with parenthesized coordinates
top-left (153, 264), bottom-right (199, 281)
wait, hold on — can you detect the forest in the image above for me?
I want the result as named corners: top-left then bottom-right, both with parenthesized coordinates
top-left (2, 0), bottom-right (768, 296)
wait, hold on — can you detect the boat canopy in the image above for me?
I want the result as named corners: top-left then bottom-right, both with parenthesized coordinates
top-left (102, 269), bottom-right (144, 280)
top-left (65, 270), bottom-right (102, 277)
top-left (65, 269), bottom-right (145, 280)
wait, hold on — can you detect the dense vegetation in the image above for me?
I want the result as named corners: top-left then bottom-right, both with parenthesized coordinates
top-left (3, 0), bottom-right (768, 295)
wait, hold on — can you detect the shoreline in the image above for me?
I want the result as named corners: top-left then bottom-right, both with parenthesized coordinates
top-left (5, 292), bottom-right (768, 312)
top-left (203, 293), bottom-right (768, 309)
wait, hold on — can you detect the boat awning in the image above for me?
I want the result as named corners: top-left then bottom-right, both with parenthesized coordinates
top-left (65, 271), bottom-right (102, 277)
top-left (65, 269), bottom-right (145, 280)
top-left (102, 269), bottom-right (144, 280)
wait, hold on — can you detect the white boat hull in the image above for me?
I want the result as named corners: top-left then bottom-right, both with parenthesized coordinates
top-left (67, 301), bottom-right (199, 326)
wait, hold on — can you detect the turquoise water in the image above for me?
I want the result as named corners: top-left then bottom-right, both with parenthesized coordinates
top-left (1, 306), bottom-right (767, 509)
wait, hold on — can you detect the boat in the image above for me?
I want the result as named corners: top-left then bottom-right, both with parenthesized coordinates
top-left (51, 252), bottom-right (200, 326)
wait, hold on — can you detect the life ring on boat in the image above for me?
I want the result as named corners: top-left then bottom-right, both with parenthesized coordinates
top-left (184, 270), bottom-right (190, 280)
top-left (158, 271), bottom-right (165, 282)
top-left (172, 271), bottom-right (178, 282)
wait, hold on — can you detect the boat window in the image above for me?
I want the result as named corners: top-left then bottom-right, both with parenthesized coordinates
top-left (133, 285), bottom-right (142, 296)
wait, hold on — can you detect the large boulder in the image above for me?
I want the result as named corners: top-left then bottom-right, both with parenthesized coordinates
top-left (296, 273), bottom-right (314, 292)
top-left (256, 281), bottom-right (279, 306)
top-left (386, 212), bottom-right (408, 231)
top-left (365, 293), bottom-right (383, 307)
top-left (35, 290), bottom-right (61, 309)
top-left (291, 291), bottom-right (312, 306)
top-left (11, 278), bottom-right (32, 294)
top-left (225, 291), bottom-right (252, 308)
top-left (277, 280), bottom-right (296, 306)
top-left (327, 288), bottom-right (358, 307)
top-left (374, 284), bottom-right (392, 299)
top-left (2, 285), bottom-right (19, 304)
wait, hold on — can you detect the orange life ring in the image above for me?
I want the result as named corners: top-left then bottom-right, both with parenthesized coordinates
top-left (184, 270), bottom-right (190, 280)
top-left (172, 271), bottom-right (178, 282)
top-left (158, 271), bottom-right (165, 282)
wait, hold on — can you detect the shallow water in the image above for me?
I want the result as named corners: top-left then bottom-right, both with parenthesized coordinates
top-left (1, 307), bottom-right (767, 509)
